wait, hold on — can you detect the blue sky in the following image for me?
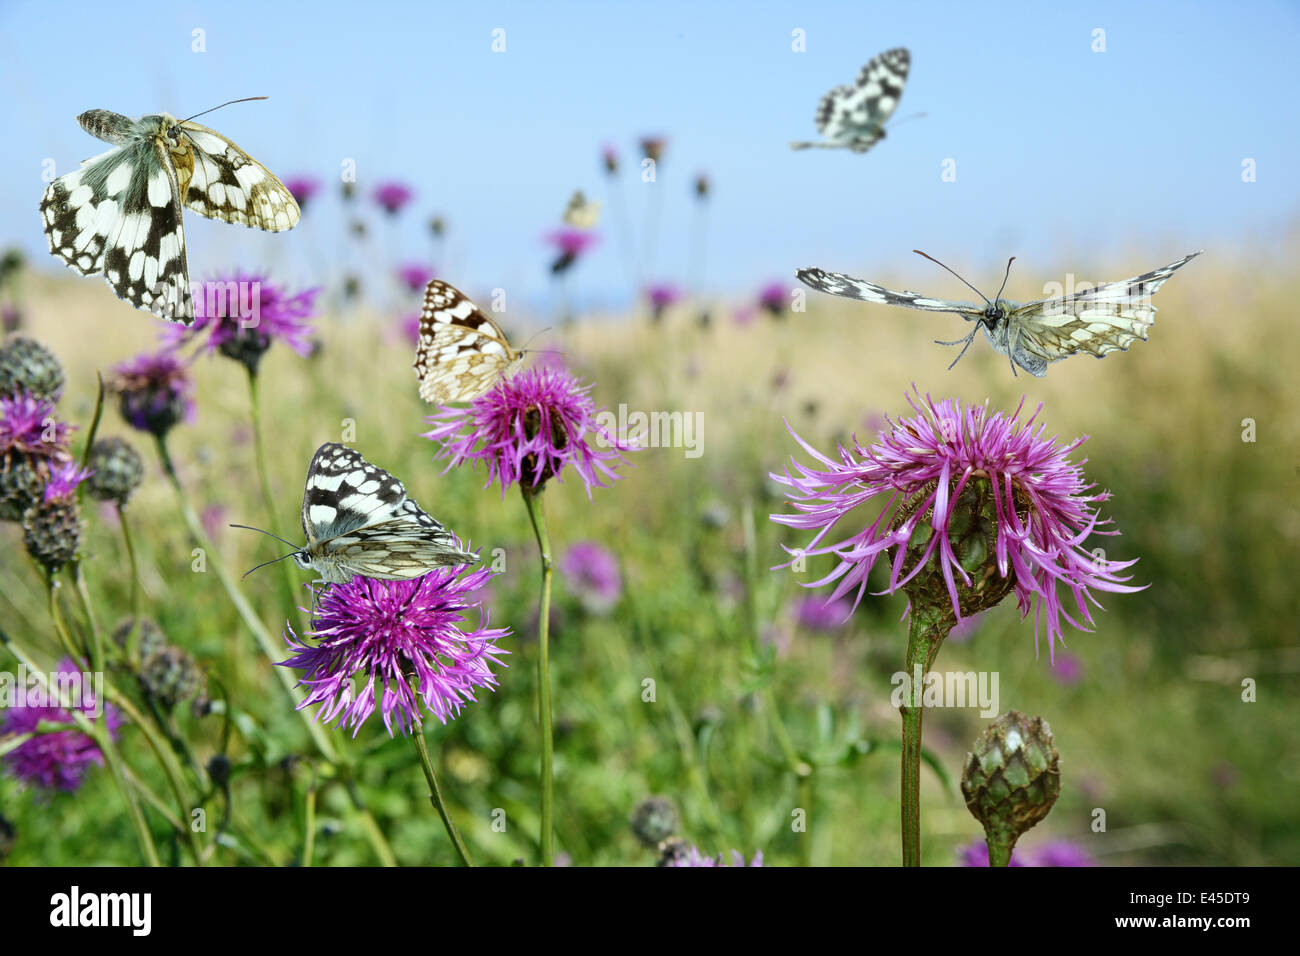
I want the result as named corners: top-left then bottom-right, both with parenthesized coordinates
top-left (2, 0), bottom-right (1297, 312)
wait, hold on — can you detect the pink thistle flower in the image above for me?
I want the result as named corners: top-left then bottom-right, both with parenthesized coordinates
top-left (1050, 650), bottom-right (1085, 685)
top-left (396, 263), bottom-right (435, 294)
top-left (546, 228), bottom-right (600, 274)
top-left (663, 845), bottom-right (763, 867)
top-left (771, 389), bottom-right (1144, 658)
top-left (559, 541), bottom-right (622, 613)
top-left (161, 273), bottom-right (319, 372)
top-left (398, 312), bottom-right (422, 347)
top-left (280, 567), bottom-right (509, 737)
top-left (373, 181), bottom-right (414, 215)
top-left (1, 658), bottom-right (123, 792)
top-left (0, 392), bottom-right (73, 458)
top-left (644, 282), bottom-right (682, 322)
top-left (111, 350), bottom-right (196, 439)
top-left (758, 281), bottom-right (789, 316)
top-left (282, 175), bottom-right (322, 210)
top-left (422, 363), bottom-right (635, 498)
top-left (42, 462), bottom-right (92, 504)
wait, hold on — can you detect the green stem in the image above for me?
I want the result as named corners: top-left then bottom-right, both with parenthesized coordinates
top-left (986, 839), bottom-right (1014, 868)
top-left (68, 561), bottom-right (103, 675)
top-left (900, 612), bottom-right (946, 867)
top-left (246, 368), bottom-right (307, 634)
top-left (117, 504), bottom-right (143, 661)
top-left (520, 485), bottom-right (555, 866)
top-left (412, 728), bottom-right (475, 866)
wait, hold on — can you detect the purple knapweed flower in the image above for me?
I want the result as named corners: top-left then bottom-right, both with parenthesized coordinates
top-left (280, 567), bottom-right (509, 737)
top-left (645, 282), bottom-right (682, 321)
top-left (771, 389), bottom-right (1144, 658)
top-left (396, 263), bottom-right (435, 294)
top-left (1, 658), bottom-right (123, 792)
top-left (111, 350), bottom-right (196, 438)
top-left (282, 176), bottom-right (322, 210)
top-left (0, 392), bottom-right (72, 458)
top-left (759, 281), bottom-right (789, 317)
top-left (42, 463), bottom-right (91, 503)
top-left (546, 228), bottom-right (600, 274)
top-left (161, 273), bottom-right (319, 372)
top-left (664, 845), bottom-right (763, 867)
top-left (422, 363), bottom-right (635, 498)
top-left (1050, 651), bottom-right (1085, 685)
top-left (559, 541), bottom-right (622, 613)
top-left (1029, 840), bottom-right (1093, 867)
top-left (793, 595), bottom-right (853, 631)
top-left (373, 181), bottom-right (414, 215)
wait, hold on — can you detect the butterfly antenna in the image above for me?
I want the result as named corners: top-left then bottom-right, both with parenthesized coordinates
top-left (912, 250), bottom-right (992, 307)
top-left (240, 551), bottom-right (300, 580)
top-left (888, 111), bottom-right (927, 128)
top-left (993, 256), bottom-right (1017, 306)
top-left (179, 96), bottom-right (268, 125)
top-left (229, 523), bottom-right (301, 550)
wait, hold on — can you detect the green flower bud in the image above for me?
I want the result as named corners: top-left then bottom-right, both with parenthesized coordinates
top-left (0, 336), bottom-right (64, 401)
top-left (630, 796), bottom-right (680, 848)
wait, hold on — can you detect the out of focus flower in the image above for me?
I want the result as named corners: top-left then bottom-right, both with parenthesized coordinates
top-left (282, 175), bottom-right (322, 211)
top-left (630, 796), bottom-right (679, 847)
top-left (1030, 840), bottom-right (1093, 867)
top-left (639, 136), bottom-right (667, 163)
top-left (423, 363), bottom-right (635, 498)
top-left (601, 144), bottom-right (619, 175)
top-left (772, 390), bottom-right (1144, 658)
top-left (947, 612), bottom-right (986, 645)
top-left (793, 595), bottom-right (853, 631)
top-left (0, 336), bottom-right (64, 401)
top-left (957, 838), bottom-right (1024, 867)
top-left (429, 215), bottom-right (446, 238)
top-left (644, 282), bottom-right (682, 322)
top-left (111, 350), bottom-right (195, 439)
top-left (758, 281), bottom-right (789, 317)
top-left (1, 305), bottom-right (21, 334)
top-left (280, 568), bottom-right (509, 737)
top-left (1050, 651), bottom-right (1085, 685)
top-left (396, 263), bottom-right (435, 293)
top-left (398, 312), bottom-right (422, 347)
top-left (661, 844), bottom-right (763, 867)
top-left (559, 541), bottom-right (622, 613)
top-left (1, 658), bottom-right (123, 792)
top-left (694, 173), bottom-right (710, 199)
top-left (84, 436), bottom-right (145, 506)
top-left (373, 181), bottom-right (414, 215)
top-left (546, 228), bottom-right (600, 275)
top-left (0, 392), bottom-right (73, 522)
top-left (162, 274), bottom-right (319, 374)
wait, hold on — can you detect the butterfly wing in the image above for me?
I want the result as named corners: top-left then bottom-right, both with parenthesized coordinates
top-left (40, 128), bottom-right (192, 322)
top-left (563, 190), bottom-right (601, 229)
top-left (300, 442), bottom-right (474, 581)
top-left (812, 47), bottom-right (910, 152)
top-left (177, 120), bottom-right (300, 231)
top-left (1006, 252), bottom-right (1202, 372)
top-left (413, 280), bottom-right (520, 404)
top-left (797, 267), bottom-right (983, 317)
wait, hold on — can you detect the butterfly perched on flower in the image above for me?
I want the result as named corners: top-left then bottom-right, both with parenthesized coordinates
top-left (413, 279), bottom-right (525, 404)
top-left (235, 443), bottom-right (476, 585)
top-left (790, 47), bottom-right (914, 153)
top-left (562, 189), bottom-right (601, 230)
top-left (797, 250), bottom-right (1202, 377)
top-left (40, 99), bottom-right (300, 323)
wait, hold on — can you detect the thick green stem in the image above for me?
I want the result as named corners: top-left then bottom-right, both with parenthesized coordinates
top-left (899, 611), bottom-right (946, 867)
top-left (413, 729), bottom-right (475, 866)
top-left (520, 485), bottom-right (555, 866)
top-left (117, 504), bottom-right (143, 661)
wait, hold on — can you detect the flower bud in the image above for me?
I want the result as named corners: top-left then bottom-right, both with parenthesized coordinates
top-left (961, 710), bottom-right (1061, 865)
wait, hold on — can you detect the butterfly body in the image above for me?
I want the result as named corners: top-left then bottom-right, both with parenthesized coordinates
top-left (239, 443), bottom-right (476, 586)
top-left (797, 252), bottom-right (1202, 377)
top-left (791, 48), bottom-right (910, 154)
top-left (414, 280), bottom-right (524, 404)
top-left (41, 107), bottom-right (299, 322)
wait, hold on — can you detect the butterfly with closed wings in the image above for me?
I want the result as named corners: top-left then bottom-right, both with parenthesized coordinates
top-left (790, 47), bottom-right (915, 154)
top-left (562, 189), bottom-right (601, 230)
top-left (234, 443), bottom-right (476, 587)
top-left (40, 97), bottom-right (300, 323)
top-left (413, 279), bottom-right (526, 405)
top-left (797, 250), bottom-right (1202, 377)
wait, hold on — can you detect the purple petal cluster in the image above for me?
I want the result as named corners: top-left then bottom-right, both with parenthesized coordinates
top-left (161, 273), bottom-right (319, 359)
top-left (280, 567), bottom-right (509, 737)
top-left (396, 263), bottom-right (435, 293)
top-left (422, 363), bottom-right (635, 498)
top-left (1, 658), bottom-right (123, 792)
top-left (793, 594), bottom-right (853, 631)
top-left (665, 846), bottom-right (764, 867)
top-left (559, 541), bottom-right (623, 613)
top-left (0, 392), bottom-right (72, 458)
top-left (282, 175), bottom-right (322, 209)
top-left (373, 181), bottom-right (414, 215)
top-left (42, 462), bottom-right (92, 504)
top-left (771, 389), bottom-right (1144, 657)
top-left (111, 350), bottom-right (196, 437)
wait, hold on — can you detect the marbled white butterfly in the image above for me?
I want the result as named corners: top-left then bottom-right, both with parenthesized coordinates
top-left (413, 279), bottom-right (525, 405)
top-left (40, 98), bottom-right (300, 323)
top-left (235, 443), bottom-right (476, 585)
top-left (790, 47), bottom-right (913, 153)
top-left (797, 250), bottom-right (1201, 377)
top-left (562, 189), bottom-right (601, 229)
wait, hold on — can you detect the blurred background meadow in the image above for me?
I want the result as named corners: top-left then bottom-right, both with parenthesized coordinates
top-left (1, 0), bottom-right (1299, 866)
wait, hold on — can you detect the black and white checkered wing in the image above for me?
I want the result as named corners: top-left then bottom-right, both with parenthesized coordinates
top-left (40, 116), bottom-right (192, 322)
top-left (797, 267), bottom-right (981, 317)
top-left (803, 47), bottom-right (910, 153)
top-left (1007, 252), bottom-right (1202, 369)
top-left (177, 120), bottom-right (300, 231)
top-left (299, 443), bottom-right (475, 583)
top-left (414, 280), bottom-right (521, 404)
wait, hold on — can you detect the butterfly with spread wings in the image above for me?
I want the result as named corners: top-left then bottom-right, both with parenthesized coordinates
top-left (413, 279), bottom-right (525, 404)
top-left (40, 99), bottom-right (300, 323)
top-left (796, 251), bottom-right (1202, 377)
top-left (235, 443), bottom-right (476, 586)
top-left (790, 47), bottom-right (913, 153)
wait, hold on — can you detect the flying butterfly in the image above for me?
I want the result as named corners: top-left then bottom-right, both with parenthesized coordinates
top-left (562, 189), bottom-right (601, 229)
top-left (233, 442), bottom-right (476, 586)
top-left (413, 279), bottom-right (525, 404)
top-left (40, 97), bottom-right (300, 323)
top-left (796, 250), bottom-right (1202, 377)
top-left (790, 47), bottom-right (918, 153)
